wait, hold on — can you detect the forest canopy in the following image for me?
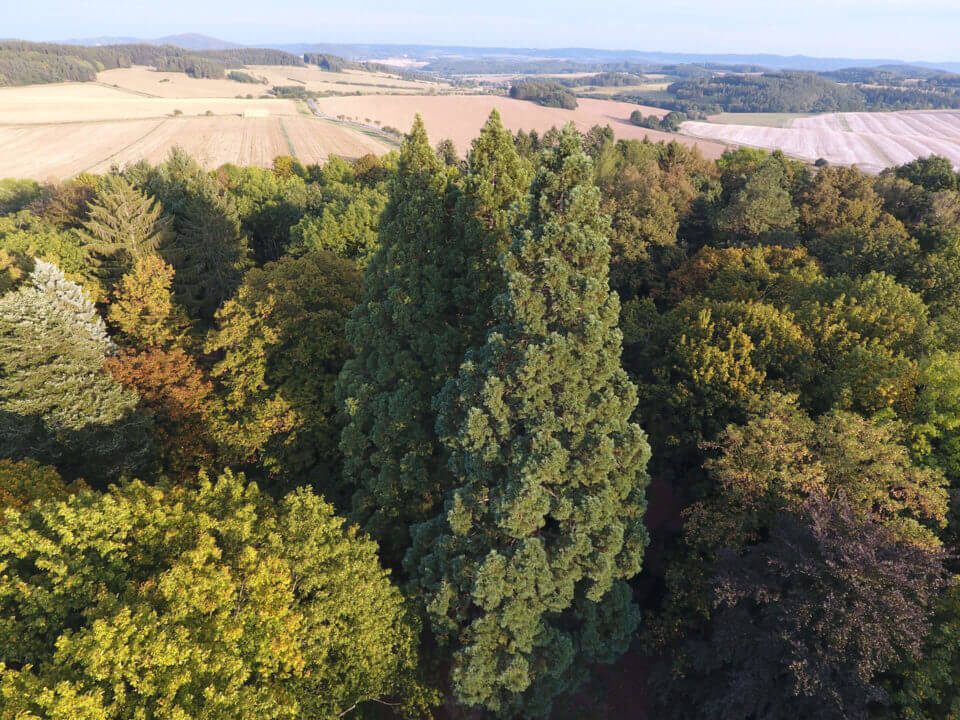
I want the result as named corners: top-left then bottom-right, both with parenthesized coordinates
top-left (1, 118), bottom-right (960, 720)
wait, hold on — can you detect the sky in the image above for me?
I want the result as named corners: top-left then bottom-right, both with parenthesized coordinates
top-left (7, 0), bottom-right (960, 62)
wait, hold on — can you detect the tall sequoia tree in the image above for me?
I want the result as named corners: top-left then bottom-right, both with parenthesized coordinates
top-left (407, 125), bottom-right (651, 718)
top-left (452, 109), bottom-right (530, 334)
top-left (337, 113), bottom-right (528, 564)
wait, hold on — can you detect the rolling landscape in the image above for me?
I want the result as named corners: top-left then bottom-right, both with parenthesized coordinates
top-left (6, 36), bottom-right (960, 178)
top-left (6, 3), bottom-right (960, 719)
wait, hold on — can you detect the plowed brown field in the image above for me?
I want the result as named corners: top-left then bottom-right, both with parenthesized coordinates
top-left (313, 94), bottom-right (729, 158)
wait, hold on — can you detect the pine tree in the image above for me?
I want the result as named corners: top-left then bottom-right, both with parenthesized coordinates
top-left (407, 125), bottom-right (651, 718)
top-left (81, 176), bottom-right (169, 288)
top-left (337, 113), bottom-right (528, 565)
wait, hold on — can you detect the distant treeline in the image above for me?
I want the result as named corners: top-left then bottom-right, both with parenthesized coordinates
top-left (302, 52), bottom-right (435, 83)
top-left (653, 71), bottom-right (960, 113)
top-left (419, 57), bottom-right (767, 78)
top-left (303, 53), bottom-right (349, 71)
top-left (0, 41), bottom-right (302, 86)
top-left (630, 109), bottom-right (687, 131)
top-left (509, 79), bottom-right (578, 109)
top-left (558, 72), bottom-right (645, 87)
top-left (270, 85), bottom-right (311, 98)
top-left (227, 70), bottom-right (261, 83)
top-left (154, 56), bottom-right (227, 79)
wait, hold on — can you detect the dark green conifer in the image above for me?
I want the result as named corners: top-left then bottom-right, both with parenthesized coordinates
top-left (408, 125), bottom-right (651, 717)
top-left (336, 115), bottom-right (462, 562)
top-left (337, 112), bottom-right (528, 565)
top-left (146, 148), bottom-right (250, 321)
top-left (0, 260), bottom-right (152, 484)
top-left (81, 176), bottom-right (170, 289)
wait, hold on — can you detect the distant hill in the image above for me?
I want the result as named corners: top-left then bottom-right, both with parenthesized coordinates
top-left (63, 36), bottom-right (142, 46)
top-left (65, 33), bottom-right (243, 51)
top-left (258, 42), bottom-right (960, 74)
top-left (0, 40), bottom-right (301, 87)
top-left (154, 34), bottom-right (244, 50)
top-left (55, 36), bottom-right (960, 75)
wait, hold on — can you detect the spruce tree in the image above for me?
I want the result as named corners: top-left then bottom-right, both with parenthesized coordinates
top-left (407, 126), bottom-right (651, 718)
top-left (81, 176), bottom-right (169, 288)
top-left (337, 113), bottom-right (528, 564)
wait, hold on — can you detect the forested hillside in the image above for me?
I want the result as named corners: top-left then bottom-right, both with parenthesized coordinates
top-left (1, 118), bottom-right (960, 719)
top-left (509, 79), bottom-right (579, 108)
top-left (657, 70), bottom-right (960, 113)
top-left (0, 40), bottom-right (302, 85)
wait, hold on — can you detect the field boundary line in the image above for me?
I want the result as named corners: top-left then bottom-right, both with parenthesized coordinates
top-left (279, 119), bottom-right (297, 157)
top-left (75, 118), bottom-right (168, 177)
top-left (92, 81), bottom-right (160, 99)
top-left (306, 99), bottom-right (401, 148)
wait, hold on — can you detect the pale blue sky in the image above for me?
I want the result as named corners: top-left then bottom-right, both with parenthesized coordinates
top-left (8, 0), bottom-right (960, 62)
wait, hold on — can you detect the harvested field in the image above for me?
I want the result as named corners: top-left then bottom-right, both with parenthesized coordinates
top-left (681, 111), bottom-right (960, 172)
top-left (313, 95), bottom-right (728, 158)
top-left (0, 116), bottom-right (393, 180)
top-left (576, 84), bottom-right (663, 96)
top-left (705, 113), bottom-right (815, 128)
top-left (0, 82), bottom-right (296, 124)
top-left (0, 119), bottom-right (164, 180)
top-left (96, 65), bottom-right (448, 98)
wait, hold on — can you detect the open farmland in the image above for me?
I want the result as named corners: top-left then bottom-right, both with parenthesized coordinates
top-left (578, 83), bottom-right (671, 96)
top-left (705, 113), bottom-right (816, 128)
top-left (681, 111), bottom-right (960, 172)
top-left (97, 64), bottom-right (450, 98)
top-left (0, 82), bottom-right (297, 123)
top-left (0, 80), bottom-right (394, 179)
top-left (314, 95), bottom-right (729, 157)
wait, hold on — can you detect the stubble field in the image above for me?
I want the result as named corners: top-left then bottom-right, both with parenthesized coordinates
top-left (681, 111), bottom-right (960, 172)
top-left (97, 64), bottom-right (450, 98)
top-left (0, 71), bottom-right (730, 181)
top-left (0, 80), bottom-right (394, 179)
top-left (0, 82), bottom-right (297, 123)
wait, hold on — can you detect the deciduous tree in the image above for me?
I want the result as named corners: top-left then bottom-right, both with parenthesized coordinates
top-left (661, 495), bottom-right (949, 720)
top-left (0, 472), bottom-right (436, 719)
top-left (206, 251), bottom-right (361, 489)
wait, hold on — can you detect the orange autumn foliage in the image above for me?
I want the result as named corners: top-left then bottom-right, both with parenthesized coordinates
top-left (105, 346), bottom-right (216, 478)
